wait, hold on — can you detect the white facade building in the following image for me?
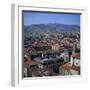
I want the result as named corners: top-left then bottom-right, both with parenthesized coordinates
top-left (59, 53), bottom-right (80, 75)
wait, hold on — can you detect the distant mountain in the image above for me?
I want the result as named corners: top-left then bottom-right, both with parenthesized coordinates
top-left (24, 23), bottom-right (80, 33)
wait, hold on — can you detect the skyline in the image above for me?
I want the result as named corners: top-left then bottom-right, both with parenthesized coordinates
top-left (23, 11), bottom-right (80, 26)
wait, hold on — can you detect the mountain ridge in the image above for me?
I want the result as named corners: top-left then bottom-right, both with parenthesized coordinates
top-left (24, 23), bottom-right (80, 33)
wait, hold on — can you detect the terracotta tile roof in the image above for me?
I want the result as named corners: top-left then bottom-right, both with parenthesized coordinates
top-left (71, 53), bottom-right (80, 59)
top-left (61, 63), bottom-right (80, 72)
top-left (24, 60), bottom-right (39, 67)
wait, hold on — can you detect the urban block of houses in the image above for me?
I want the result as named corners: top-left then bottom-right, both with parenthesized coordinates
top-left (59, 53), bottom-right (80, 75)
top-left (24, 60), bottom-right (39, 77)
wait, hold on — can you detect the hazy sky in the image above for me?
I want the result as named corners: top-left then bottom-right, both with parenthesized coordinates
top-left (23, 11), bottom-right (80, 26)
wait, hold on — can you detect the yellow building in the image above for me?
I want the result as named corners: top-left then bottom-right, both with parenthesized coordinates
top-left (51, 43), bottom-right (60, 51)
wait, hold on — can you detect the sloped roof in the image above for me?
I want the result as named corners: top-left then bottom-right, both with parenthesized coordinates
top-left (24, 60), bottom-right (39, 67)
top-left (61, 63), bottom-right (80, 72)
top-left (71, 53), bottom-right (80, 59)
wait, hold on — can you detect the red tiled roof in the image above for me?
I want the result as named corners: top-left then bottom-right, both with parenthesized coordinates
top-left (61, 63), bottom-right (80, 72)
top-left (71, 53), bottom-right (80, 59)
top-left (24, 60), bottom-right (39, 67)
